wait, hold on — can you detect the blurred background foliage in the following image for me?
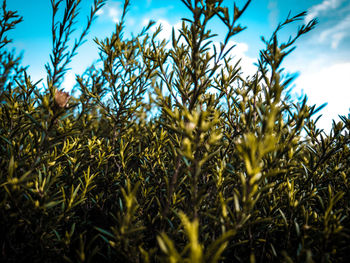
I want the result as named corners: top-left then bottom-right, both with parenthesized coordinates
top-left (1, 0), bottom-right (349, 262)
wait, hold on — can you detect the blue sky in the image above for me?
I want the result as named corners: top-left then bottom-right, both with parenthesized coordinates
top-left (7, 0), bottom-right (350, 131)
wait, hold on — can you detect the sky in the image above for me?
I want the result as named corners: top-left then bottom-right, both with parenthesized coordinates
top-left (6, 0), bottom-right (350, 131)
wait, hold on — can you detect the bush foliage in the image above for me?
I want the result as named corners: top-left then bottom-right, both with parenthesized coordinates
top-left (1, 0), bottom-right (350, 262)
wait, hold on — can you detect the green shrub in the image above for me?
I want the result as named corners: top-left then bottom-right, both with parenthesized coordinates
top-left (1, 0), bottom-right (349, 262)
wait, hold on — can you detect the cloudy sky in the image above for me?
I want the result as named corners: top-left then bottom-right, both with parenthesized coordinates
top-left (7, 0), bottom-right (350, 131)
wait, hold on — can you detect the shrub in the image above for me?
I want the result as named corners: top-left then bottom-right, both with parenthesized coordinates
top-left (1, 0), bottom-right (349, 262)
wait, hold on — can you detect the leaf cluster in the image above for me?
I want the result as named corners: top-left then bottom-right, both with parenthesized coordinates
top-left (1, 0), bottom-right (350, 262)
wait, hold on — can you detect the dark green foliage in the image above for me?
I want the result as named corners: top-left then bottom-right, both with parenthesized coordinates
top-left (1, 0), bottom-right (350, 262)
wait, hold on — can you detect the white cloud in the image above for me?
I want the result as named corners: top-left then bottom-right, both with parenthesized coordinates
top-left (330, 32), bottom-right (346, 49)
top-left (202, 41), bottom-right (257, 94)
top-left (306, 0), bottom-right (345, 22)
top-left (319, 14), bottom-right (350, 49)
top-left (267, 0), bottom-right (279, 27)
top-left (62, 72), bottom-right (77, 93)
top-left (127, 17), bottom-right (136, 27)
top-left (293, 62), bottom-right (350, 131)
top-left (108, 6), bottom-right (121, 23)
top-left (97, 1), bottom-right (123, 23)
top-left (143, 18), bottom-right (182, 43)
top-left (224, 41), bottom-right (257, 78)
